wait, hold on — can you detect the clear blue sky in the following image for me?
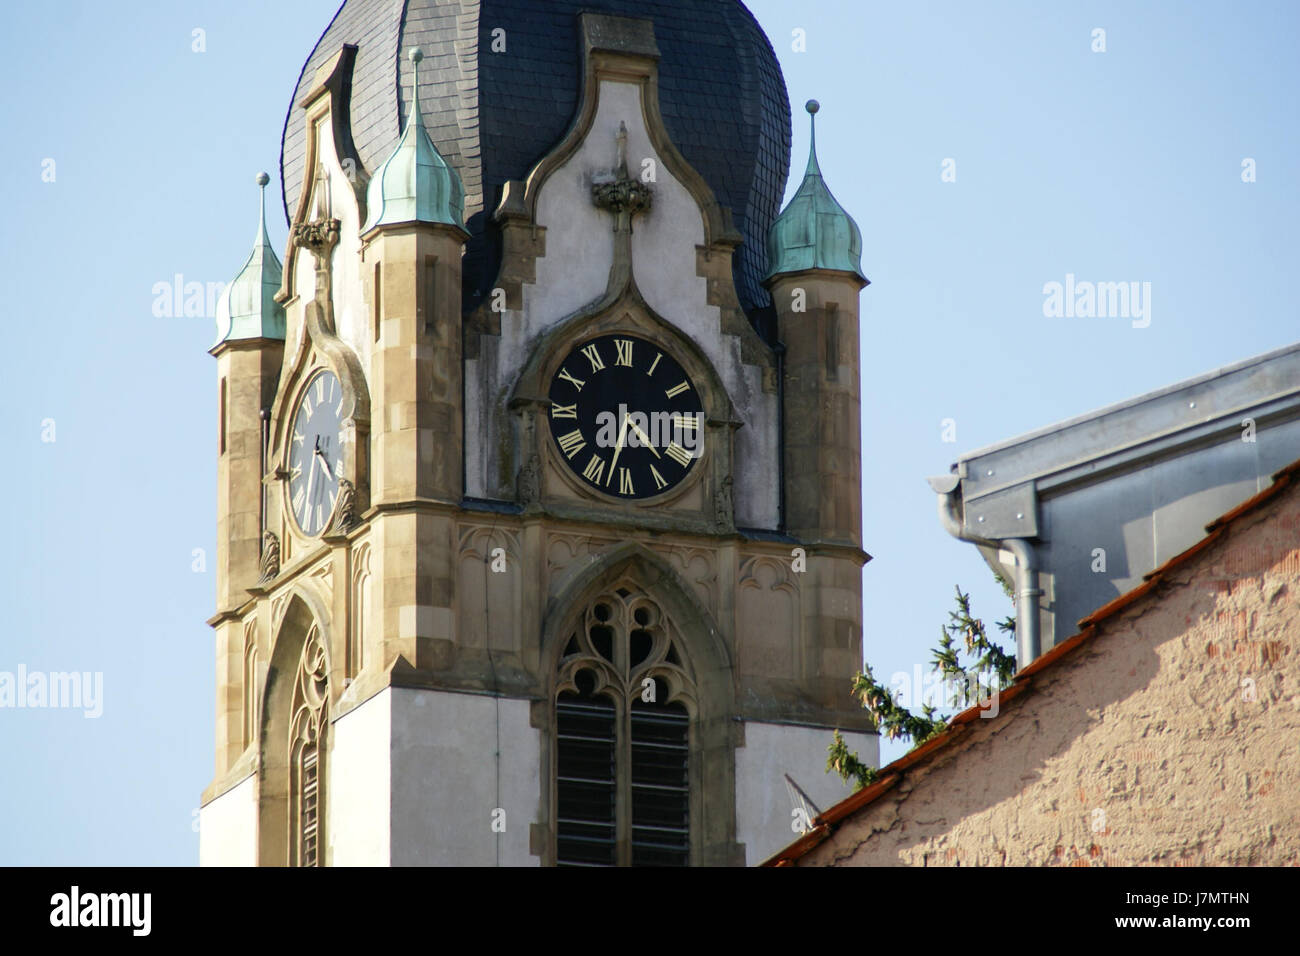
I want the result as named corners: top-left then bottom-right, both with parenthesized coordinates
top-left (0, 0), bottom-right (1294, 864)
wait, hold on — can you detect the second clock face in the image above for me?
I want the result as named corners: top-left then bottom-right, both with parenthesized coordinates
top-left (546, 334), bottom-right (705, 500)
top-left (287, 370), bottom-right (343, 536)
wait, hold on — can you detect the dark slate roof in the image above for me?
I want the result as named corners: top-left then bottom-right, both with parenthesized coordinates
top-left (281, 0), bottom-right (791, 339)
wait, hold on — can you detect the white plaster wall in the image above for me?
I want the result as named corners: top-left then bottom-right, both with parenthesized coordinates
top-left (328, 688), bottom-right (392, 865)
top-left (198, 773), bottom-right (257, 867)
top-left (734, 722), bottom-right (878, 866)
top-left (389, 687), bottom-right (541, 866)
top-left (464, 78), bottom-right (780, 528)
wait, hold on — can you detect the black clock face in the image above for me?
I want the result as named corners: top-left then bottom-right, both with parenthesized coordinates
top-left (287, 370), bottom-right (343, 536)
top-left (546, 334), bottom-right (705, 500)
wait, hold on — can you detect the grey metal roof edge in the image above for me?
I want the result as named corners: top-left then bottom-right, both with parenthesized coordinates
top-left (950, 339), bottom-right (1300, 470)
top-left (1031, 393), bottom-right (1300, 500)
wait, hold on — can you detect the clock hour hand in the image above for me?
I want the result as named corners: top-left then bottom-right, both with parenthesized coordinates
top-left (314, 446), bottom-right (335, 481)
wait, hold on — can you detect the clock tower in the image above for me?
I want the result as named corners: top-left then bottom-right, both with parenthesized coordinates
top-left (201, 0), bottom-right (875, 867)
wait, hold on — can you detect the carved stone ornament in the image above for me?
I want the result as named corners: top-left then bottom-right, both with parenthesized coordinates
top-left (592, 122), bottom-right (652, 217)
top-left (326, 478), bottom-right (358, 536)
top-left (292, 218), bottom-right (342, 258)
top-left (294, 162), bottom-right (342, 258)
top-left (258, 531), bottom-right (281, 583)
top-left (592, 178), bottom-right (653, 216)
top-left (713, 475), bottom-right (734, 532)
top-left (517, 453), bottom-right (542, 508)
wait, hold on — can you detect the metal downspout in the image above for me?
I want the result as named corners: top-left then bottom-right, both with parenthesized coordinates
top-left (928, 476), bottom-right (1041, 668)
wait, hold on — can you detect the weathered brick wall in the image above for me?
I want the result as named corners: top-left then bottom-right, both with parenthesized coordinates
top-left (802, 481), bottom-right (1300, 866)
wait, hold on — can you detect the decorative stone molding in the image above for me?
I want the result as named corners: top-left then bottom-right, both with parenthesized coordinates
top-left (326, 478), bottom-right (358, 536)
top-left (258, 531), bottom-right (281, 584)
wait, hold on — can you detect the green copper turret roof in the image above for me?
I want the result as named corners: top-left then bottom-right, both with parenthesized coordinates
top-left (765, 101), bottom-right (866, 283)
top-left (214, 172), bottom-right (286, 345)
top-left (362, 47), bottom-right (465, 234)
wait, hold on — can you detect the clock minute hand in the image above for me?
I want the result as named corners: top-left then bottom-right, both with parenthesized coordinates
top-left (606, 413), bottom-right (630, 485)
top-left (304, 451), bottom-right (318, 515)
top-left (626, 419), bottom-right (660, 458)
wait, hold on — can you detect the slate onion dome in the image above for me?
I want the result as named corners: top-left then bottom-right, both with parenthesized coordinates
top-left (765, 101), bottom-right (866, 284)
top-left (214, 172), bottom-right (286, 346)
top-left (361, 47), bottom-right (466, 234)
top-left (282, 0), bottom-right (791, 336)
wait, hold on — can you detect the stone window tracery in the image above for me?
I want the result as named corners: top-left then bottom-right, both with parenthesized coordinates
top-left (289, 625), bottom-right (329, 867)
top-left (554, 588), bottom-right (695, 866)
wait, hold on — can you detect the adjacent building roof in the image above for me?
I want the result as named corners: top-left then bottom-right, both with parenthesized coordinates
top-left (935, 340), bottom-right (1300, 653)
top-left (763, 456), bottom-right (1300, 866)
top-left (281, 0), bottom-right (792, 334)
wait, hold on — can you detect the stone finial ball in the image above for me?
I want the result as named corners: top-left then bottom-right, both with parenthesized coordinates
top-left (805, 99), bottom-right (820, 115)
top-left (409, 46), bottom-right (423, 63)
top-left (255, 171), bottom-right (270, 187)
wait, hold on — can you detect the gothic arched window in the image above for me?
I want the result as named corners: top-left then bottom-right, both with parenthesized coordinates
top-left (554, 589), bottom-right (694, 867)
top-left (289, 625), bottom-right (329, 867)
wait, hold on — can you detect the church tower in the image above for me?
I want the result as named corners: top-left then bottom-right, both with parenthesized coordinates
top-left (200, 0), bottom-right (875, 867)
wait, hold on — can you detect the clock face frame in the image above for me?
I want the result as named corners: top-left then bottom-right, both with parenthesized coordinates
top-left (546, 333), bottom-right (706, 501)
top-left (286, 369), bottom-right (344, 537)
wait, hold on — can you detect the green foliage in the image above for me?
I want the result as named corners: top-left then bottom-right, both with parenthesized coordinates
top-left (827, 583), bottom-right (1016, 792)
top-left (826, 730), bottom-right (878, 790)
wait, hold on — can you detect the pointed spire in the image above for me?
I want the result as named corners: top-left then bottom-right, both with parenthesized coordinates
top-left (214, 172), bottom-right (286, 347)
top-left (253, 171), bottom-right (274, 249)
top-left (361, 46), bottom-right (466, 235)
top-left (408, 45), bottom-right (427, 132)
top-left (764, 100), bottom-right (866, 284)
top-left (804, 99), bottom-right (822, 178)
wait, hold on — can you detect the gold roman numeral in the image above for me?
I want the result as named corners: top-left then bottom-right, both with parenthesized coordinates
top-left (614, 339), bottom-right (634, 366)
top-left (649, 465), bottom-right (668, 490)
top-left (303, 395), bottom-right (314, 418)
top-left (556, 429), bottom-right (586, 459)
top-left (315, 378), bottom-right (325, 403)
top-left (292, 487), bottom-right (305, 511)
top-left (665, 442), bottom-right (692, 467)
top-left (619, 468), bottom-right (634, 495)
top-left (292, 430), bottom-right (304, 445)
top-left (581, 344), bottom-right (605, 372)
top-left (665, 381), bottom-right (690, 399)
top-left (582, 454), bottom-right (606, 484)
top-left (551, 403), bottom-right (578, 419)
top-left (557, 367), bottom-right (585, 391)
top-left (672, 413), bottom-right (700, 431)
top-left (647, 353), bottom-right (662, 376)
